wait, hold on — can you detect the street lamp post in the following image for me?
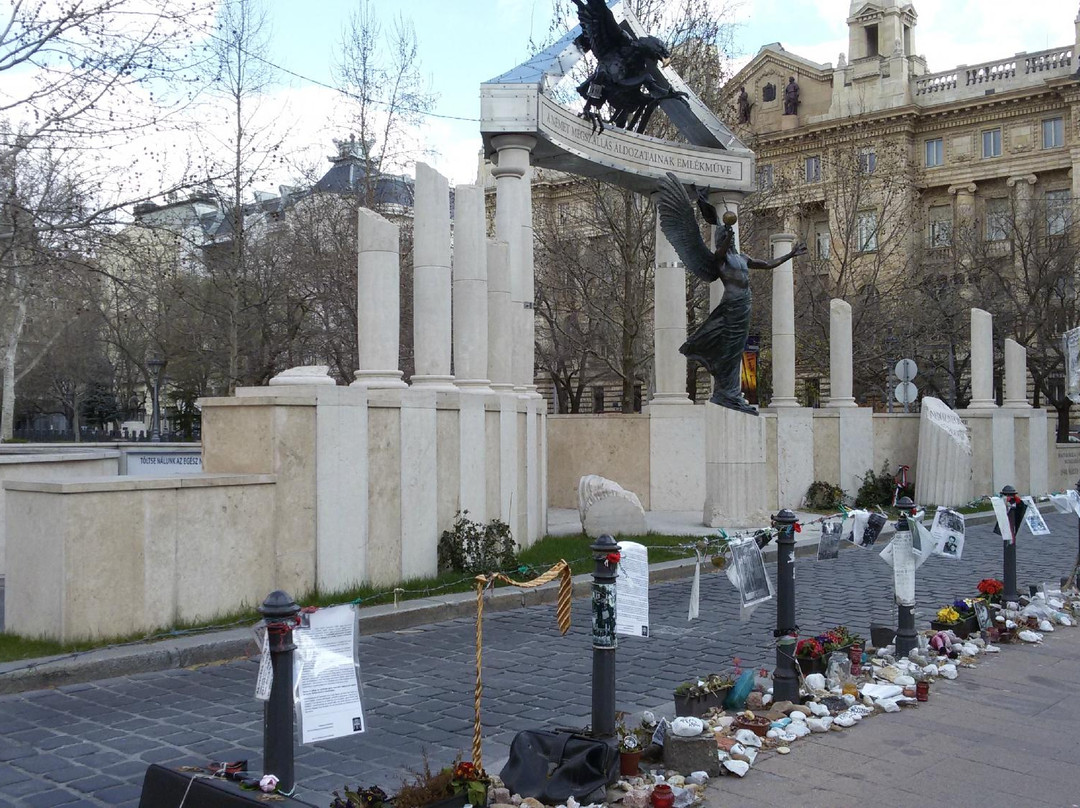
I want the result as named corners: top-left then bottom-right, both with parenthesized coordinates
top-left (147, 357), bottom-right (166, 442)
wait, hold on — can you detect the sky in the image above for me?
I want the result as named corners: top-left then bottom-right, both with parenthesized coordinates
top-left (135, 0), bottom-right (1080, 195)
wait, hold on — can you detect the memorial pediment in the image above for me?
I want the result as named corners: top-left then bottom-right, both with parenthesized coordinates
top-left (480, 0), bottom-right (753, 194)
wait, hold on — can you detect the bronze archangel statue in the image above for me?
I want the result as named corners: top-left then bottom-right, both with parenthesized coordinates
top-left (572, 0), bottom-right (688, 134)
top-left (656, 172), bottom-right (806, 414)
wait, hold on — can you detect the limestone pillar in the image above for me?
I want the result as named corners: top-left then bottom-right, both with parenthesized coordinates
top-left (969, 308), bottom-right (996, 408)
top-left (491, 135), bottom-right (537, 393)
top-left (770, 232), bottom-right (798, 407)
top-left (487, 240), bottom-right (513, 391)
top-left (652, 195), bottom-right (691, 404)
top-left (1003, 338), bottom-right (1030, 409)
top-left (706, 192), bottom-right (741, 310)
top-left (412, 163), bottom-right (454, 388)
top-left (452, 184), bottom-right (490, 389)
top-left (703, 407), bottom-right (768, 527)
top-left (353, 209), bottom-right (406, 388)
top-left (949, 183), bottom-right (977, 228)
top-left (825, 299), bottom-right (857, 407)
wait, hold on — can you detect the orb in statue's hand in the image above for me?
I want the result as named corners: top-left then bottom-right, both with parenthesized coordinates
top-left (722, 211), bottom-right (738, 226)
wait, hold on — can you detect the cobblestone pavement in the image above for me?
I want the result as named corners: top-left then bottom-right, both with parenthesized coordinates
top-left (0, 513), bottom-right (1076, 807)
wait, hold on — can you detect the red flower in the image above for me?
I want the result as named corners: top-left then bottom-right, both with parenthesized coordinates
top-left (794, 522), bottom-right (802, 533)
top-left (606, 552), bottom-right (621, 565)
top-left (977, 578), bottom-right (1004, 596)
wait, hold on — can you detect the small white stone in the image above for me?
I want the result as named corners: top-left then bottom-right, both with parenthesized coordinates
top-left (833, 713), bottom-right (856, 728)
top-left (983, 644), bottom-right (1000, 653)
top-left (787, 723), bottom-right (810, 738)
top-left (777, 746), bottom-right (791, 755)
top-left (723, 760), bottom-right (750, 777)
top-left (894, 675), bottom-right (916, 687)
top-left (777, 730), bottom-right (798, 742)
top-left (804, 673), bottom-right (827, 691)
top-left (841, 694), bottom-right (856, 706)
top-left (938, 664), bottom-right (958, 679)
top-left (808, 702), bottom-right (830, 717)
top-left (806, 717), bottom-right (831, 733)
top-left (1039, 620), bottom-right (1054, 632)
top-left (671, 717), bottom-right (705, 737)
top-left (734, 729), bottom-right (762, 748)
top-left (687, 772), bottom-right (709, 786)
top-left (761, 694), bottom-right (773, 706)
top-left (788, 711), bottom-right (806, 722)
top-left (1017, 630), bottom-right (1043, 643)
top-left (874, 698), bottom-right (901, 713)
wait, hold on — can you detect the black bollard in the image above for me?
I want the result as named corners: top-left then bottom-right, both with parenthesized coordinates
top-left (258, 590), bottom-right (300, 793)
top-left (772, 509), bottom-right (799, 703)
top-left (589, 534), bottom-right (620, 739)
top-left (894, 497), bottom-right (918, 658)
top-left (1000, 485), bottom-right (1019, 604)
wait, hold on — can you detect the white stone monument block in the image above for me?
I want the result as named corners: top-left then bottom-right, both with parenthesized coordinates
top-left (915, 397), bottom-right (974, 507)
top-left (578, 474), bottom-right (647, 538)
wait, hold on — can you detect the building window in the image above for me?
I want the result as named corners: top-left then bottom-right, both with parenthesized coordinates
top-left (856, 211), bottom-right (878, 252)
top-left (815, 226), bottom-right (831, 259)
top-left (1046, 189), bottom-right (1071, 236)
top-left (757, 164), bottom-right (774, 191)
top-left (928, 206), bottom-right (952, 248)
top-left (592, 386), bottom-right (604, 414)
top-left (925, 138), bottom-right (944, 167)
top-left (1043, 117), bottom-right (1064, 149)
top-left (805, 155), bottom-right (821, 183)
top-left (982, 128), bottom-right (1002, 158)
top-left (858, 148), bottom-right (877, 175)
top-left (985, 197), bottom-right (1009, 241)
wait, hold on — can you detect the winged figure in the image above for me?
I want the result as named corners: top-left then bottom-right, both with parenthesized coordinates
top-left (572, 0), bottom-right (688, 134)
top-left (655, 172), bottom-right (806, 414)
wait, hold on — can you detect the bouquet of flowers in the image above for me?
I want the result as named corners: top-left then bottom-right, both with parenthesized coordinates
top-left (977, 578), bottom-right (1004, 602)
top-left (936, 606), bottom-right (961, 625)
top-left (795, 638), bottom-right (824, 659)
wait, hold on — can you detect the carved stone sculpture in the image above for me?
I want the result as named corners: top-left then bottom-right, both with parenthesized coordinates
top-left (578, 474), bottom-right (646, 537)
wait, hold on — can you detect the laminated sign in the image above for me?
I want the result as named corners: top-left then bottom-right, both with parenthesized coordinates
top-left (1065, 326), bottom-right (1080, 404)
top-left (293, 605), bottom-right (365, 745)
top-left (615, 541), bottom-right (650, 637)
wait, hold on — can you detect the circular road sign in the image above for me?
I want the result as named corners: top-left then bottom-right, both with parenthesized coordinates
top-left (894, 359), bottom-right (918, 382)
top-left (894, 381), bottom-right (918, 405)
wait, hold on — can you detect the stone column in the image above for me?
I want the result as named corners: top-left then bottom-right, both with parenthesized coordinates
top-left (651, 196), bottom-right (691, 404)
top-left (412, 163), bottom-right (454, 388)
top-left (969, 308), bottom-right (996, 408)
top-left (770, 233), bottom-right (798, 407)
top-left (486, 240), bottom-right (513, 391)
top-left (1007, 174), bottom-right (1037, 222)
top-left (1003, 338), bottom-right (1030, 408)
top-left (353, 209), bottom-right (406, 388)
top-left (491, 135), bottom-right (537, 393)
top-left (452, 184), bottom-right (490, 389)
top-left (825, 299), bottom-right (857, 407)
top-left (706, 193), bottom-right (740, 311)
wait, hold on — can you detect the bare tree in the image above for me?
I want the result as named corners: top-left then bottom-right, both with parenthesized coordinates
top-left (334, 0), bottom-right (437, 207)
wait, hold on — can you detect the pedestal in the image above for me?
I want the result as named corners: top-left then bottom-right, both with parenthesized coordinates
top-left (703, 406), bottom-right (768, 527)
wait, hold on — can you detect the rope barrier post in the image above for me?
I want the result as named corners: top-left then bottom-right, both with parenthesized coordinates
top-left (894, 497), bottom-right (918, 658)
top-left (1001, 484), bottom-right (1020, 603)
top-left (772, 509), bottom-right (799, 703)
top-left (258, 590), bottom-right (300, 794)
top-left (590, 534), bottom-right (620, 739)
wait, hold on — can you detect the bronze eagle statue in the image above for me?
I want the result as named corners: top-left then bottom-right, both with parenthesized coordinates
top-left (572, 0), bottom-right (688, 134)
top-left (655, 172), bottom-right (806, 413)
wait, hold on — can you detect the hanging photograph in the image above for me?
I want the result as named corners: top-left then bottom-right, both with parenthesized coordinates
top-left (728, 536), bottom-right (774, 608)
top-left (817, 520), bottom-right (843, 560)
top-left (859, 512), bottom-right (888, 547)
top-left (1020, 496), bottom-right (1051, 536)
top-left (1064, 326), bottom-right (1080, 404)
top-left (930, 507), bottom-right (965, 560)
top-left (990, 496), bottom-right (1013, 544)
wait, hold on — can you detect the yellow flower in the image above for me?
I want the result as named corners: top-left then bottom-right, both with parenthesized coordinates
top-left (937, 606), bottom-right (960, 623)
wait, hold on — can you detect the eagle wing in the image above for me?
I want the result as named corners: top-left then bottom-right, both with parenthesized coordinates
top-left (573, 0), bottom-right (628, 59)
top-left (656, 172), bottom-right (720, 283)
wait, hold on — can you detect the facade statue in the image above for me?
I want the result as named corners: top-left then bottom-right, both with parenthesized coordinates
top-left (783, 76), bottom-right (800, 115)
top-left (656, 172), bottom-right (806, 413)
top-left (736, 86), bottom-right (752, 124)
top-left (572, 0), bottom-right (688, 134)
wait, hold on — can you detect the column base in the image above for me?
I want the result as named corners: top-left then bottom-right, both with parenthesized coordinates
top-left (1002, 401), bottom-right (1032, 409)
top-left (967, 400), bottom-right (998, 409)
top-left (351, 371), bottom-right (407, 388)
top-left (455, 379), bottom-right (493, 393)
top-left (824, 399), bottom-right (858, 408)
top-left (770, 397), bottom-right (800, 408)
top-left (411, 375), bottom-right (457, 390)
top-left (649, 393), bottom-right (692, 405)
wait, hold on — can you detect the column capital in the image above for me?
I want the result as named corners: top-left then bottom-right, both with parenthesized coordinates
top-left (769, 232), bottom-right (798, 247)
top-left (490, 134), bottom-right (537, 153)
top-left (490, 163), bottom-right (526, 180)
top-left (1006, 174), bottom-right (1037, 188)
top-left (948, 182), bottom-right (977, 196)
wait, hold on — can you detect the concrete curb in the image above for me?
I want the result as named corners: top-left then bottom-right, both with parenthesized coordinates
top-left (0, 510), bottom-right (1000, 694)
